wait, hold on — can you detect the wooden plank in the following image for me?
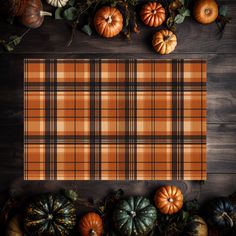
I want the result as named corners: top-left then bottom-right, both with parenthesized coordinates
top-left (1, 53), bottom-right (236, 73)
top-left (199, 174), bottom-right (236, 201)
top-left (0, 174), bottom-right (234, 204)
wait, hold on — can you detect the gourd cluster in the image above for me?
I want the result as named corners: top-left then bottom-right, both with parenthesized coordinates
top-left (5, 185), bottom-right (236, 236)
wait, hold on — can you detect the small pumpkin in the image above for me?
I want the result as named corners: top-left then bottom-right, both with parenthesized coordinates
top-left (193, 0), bottom-right (219, 24)
top-left (184, 215), bottom-right (208, 236)
top-left (152, 30), bottom-right (177, 55)
top-left (140, 2), bottom-right (166, 27)
top-left (205, 197), bottom-right (236, 229)
top-left (46, 0), bottom-right (69, 7)
top-left (154, 185), bottom-right (183, 215)
top-left (113, 196), bottom-right (157, 236)
top-left (20, 0), bottom-right (52, 29)
top-left (79, 212), bottom-right (103, 236)
top-left (6, 215), bottom-right (24, 236)
top-left (94, 6), bottom-right (123, 38)
top-left (24, 193), bottom-right (76, 236)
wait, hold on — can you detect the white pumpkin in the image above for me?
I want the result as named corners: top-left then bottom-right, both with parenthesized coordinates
top-left (46, 0), bottom-right (69, 7)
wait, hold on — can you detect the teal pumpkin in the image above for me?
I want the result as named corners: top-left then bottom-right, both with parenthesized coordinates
top-left (205, 197), bottom-right (235, 229)
top-left (113, 196), bottom-right (157, 236)
top-left (24, 193), bottom-right (76, 236)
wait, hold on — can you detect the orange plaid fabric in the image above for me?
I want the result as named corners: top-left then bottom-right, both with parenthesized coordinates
top-left (24, 59), bottom-right (207, 180)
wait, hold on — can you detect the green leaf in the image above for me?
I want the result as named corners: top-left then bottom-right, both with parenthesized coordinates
top-left (68, 0), bottom-right (75, 6)
top-left (4, 44), bottom-right (14, 52)
top-left (8, 35), bottom-right (22, 46)
top-left (125, 17), bottom-right (130, 27)
top-left (178, 8), bottom-right (190, 17)
top-left (63, 7), bottom-right (77, 21)
top-left (175, 14), bottom-right (185, 24)
top-left (182, 211), bottom-right (189, 222)
top-left (179, 0), bottom-right (185, 4)
top-left (81, 24), bottom-right (93, 36)
top-left (55, 7), bottom-right (64, 19)
top-left (220, 5), bottom-right (228, 17)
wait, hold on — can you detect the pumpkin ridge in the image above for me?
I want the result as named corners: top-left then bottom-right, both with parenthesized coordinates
top-left (53, 200), bottom-right (73, 214)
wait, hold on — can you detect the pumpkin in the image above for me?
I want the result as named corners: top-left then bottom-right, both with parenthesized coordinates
top-left (184, 215), bottom-right (208, 236)
top-left (46, 0), bottom-right (69, 7)
top-left (79, 212), bottom-right (103, 236)
top-left (154, 185), bottom-right (183, 215)
top-left (152, 30), bottom-right (177, 55)
top-left (0, 0), bottom-right (27, 17)
top-left (205, 197), bottom-right (235, 229)
top-left (140, 2), bottom-right (166, 27)
top-left (24, 193), bottom-right (76, 236)
top-left (94, 6), bottom-right (123, 38)
top-left (113, 196), bottom-right (157, 236)
top-left (19, 0), bottom-right (52, 29)
top-left (193, 0), bottom-right (218, 24)
top-left (6, 215), bottom-right (24, 236)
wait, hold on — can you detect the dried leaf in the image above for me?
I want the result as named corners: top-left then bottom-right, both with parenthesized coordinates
top-left (169, 0), bottom-right (183, 11)
top-left (81, 24), bottom-right (93, 36)
top-left (133, 23), bottom-right (140, 33)
top-left (175, 14), bottom-right (185, 24)
top-left (55, 7), bottom-right (64, 19)
top-left (63, 7), bottom-right (77, 21)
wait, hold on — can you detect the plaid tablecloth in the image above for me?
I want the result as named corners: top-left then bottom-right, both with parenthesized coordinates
top-left (24, 59), bottom-right (206, 180)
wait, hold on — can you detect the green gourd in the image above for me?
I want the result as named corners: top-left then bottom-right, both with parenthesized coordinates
top-left (113, 196), bottom-right (157, 236)
top-left (24, 193), bottom-right (76, 236)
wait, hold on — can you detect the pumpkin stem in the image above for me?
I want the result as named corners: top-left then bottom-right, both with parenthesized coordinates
top-left (168, 198), bottom-right (174, 203)
top-left (222, 212), bottom-right (234, 228)
top-left (204, 8), bottom-right (211, 15)
top-left (40, 11), bottom-right (52, 17)
top-left (89, 229), bottom-right (97, 236)
top-left (129, 211), bottom-right (136, 217)
top-left (106, 15), bottom-right (113, 24)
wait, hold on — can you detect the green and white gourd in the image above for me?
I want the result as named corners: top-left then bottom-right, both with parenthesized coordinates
top-left (46, 0), bottom-right (69, 7)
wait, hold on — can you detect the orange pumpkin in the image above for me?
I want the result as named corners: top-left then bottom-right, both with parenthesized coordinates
top-left (152, 29), bottom-right (177, 55)
top-left (154, 185), bottom-right (183, 215)
top-left (79, 212), bottom-right (103, 236)
top-left (193, 0), bottom-right (219, 24)
top-left (140, 2), bottom-right (166, 27)
top-left (94, 6), bottom-right (123, 38)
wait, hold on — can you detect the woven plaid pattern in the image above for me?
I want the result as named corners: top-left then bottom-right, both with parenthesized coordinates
top-left (24, 59), bottom-right (207, 180)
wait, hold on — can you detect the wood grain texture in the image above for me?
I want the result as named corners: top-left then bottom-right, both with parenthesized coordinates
top-left (0, 0), bottom-right (235, 224)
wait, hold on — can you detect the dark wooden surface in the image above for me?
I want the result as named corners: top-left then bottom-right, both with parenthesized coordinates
top-left (0, 0), bottom-right (236, 211)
